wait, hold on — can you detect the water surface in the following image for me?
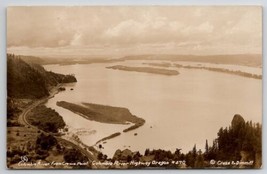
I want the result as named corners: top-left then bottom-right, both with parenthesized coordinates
top-left (45, 60), bottom-right (262, 157)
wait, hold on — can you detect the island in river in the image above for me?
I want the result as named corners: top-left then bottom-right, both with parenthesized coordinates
top-left (56, 101), bottom-right (145, 133)
top-left (174, 63), bottom-right (262, 79)
top-left (106, 65), bottom-right (179, 76)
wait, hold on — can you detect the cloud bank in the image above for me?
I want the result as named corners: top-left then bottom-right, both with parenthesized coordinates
top-left (7, 6), bottom-right (262, 57)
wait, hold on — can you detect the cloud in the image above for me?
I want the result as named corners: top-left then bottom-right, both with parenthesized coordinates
top-left (103, 17), bottom-right (186, 45)
top-left (182, 21), bottom-right (214, 35)
top-left (70, 33), bottom-right (82, 46)
top-left (7, 6), bottom-right (262, 56)
top-left (198, 22), bottom-right (214, 33)
top-left (104, 19), bottom-right (146, 38)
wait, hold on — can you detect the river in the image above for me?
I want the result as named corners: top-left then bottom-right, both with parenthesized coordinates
top-left (44, 60), bottom-right (262, 157)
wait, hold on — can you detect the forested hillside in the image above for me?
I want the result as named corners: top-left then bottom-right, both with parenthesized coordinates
top-left (7, 54), bottom-right (77, 99)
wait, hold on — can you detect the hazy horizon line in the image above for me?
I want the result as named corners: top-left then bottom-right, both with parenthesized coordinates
top-left (6, 52), bottom-right (262, 59)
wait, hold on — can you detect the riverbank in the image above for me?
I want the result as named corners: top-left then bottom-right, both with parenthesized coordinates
top-left (8, 84), bottom-right (98, 168)
top-left (106, 65), bottom-right (179, 76)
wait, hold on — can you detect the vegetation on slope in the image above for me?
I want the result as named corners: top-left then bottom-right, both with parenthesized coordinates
top-left (27, 105), bottom-right (66, 133)
top-left (215, 114), bottom-right (261, 164)
top-left (7, 55), bottom-right (49, 99)
top-left (7, 132), bottom-right (89, 169)
top-left (7, 54), bottom-right (77, 127)
top-left (7, 54), bottom-right (77, 99)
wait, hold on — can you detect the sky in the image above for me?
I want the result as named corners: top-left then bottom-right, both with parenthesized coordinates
top-left (7, 6), bottom-right (262, 58)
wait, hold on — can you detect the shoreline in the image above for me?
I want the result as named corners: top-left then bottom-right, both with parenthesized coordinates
top-left (21, 84), bottom-right (99, 162)
top-left (47, 62), bottom-right (260, 159)
top-left (55, 101), bottom-right (145, 149)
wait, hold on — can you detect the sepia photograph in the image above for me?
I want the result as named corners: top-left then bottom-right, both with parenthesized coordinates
top-left (6, 6), bottom-right (262, 169)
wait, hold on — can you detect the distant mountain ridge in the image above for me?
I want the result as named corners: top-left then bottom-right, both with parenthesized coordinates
top-left (119, 54), bottom-right (262, 67)
top-left (7, 54), bottom-right (77, 99)
top-left (13, 54), bottom-right (261, 67)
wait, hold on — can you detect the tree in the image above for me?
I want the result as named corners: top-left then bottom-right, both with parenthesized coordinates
top-left (64, 149), bottom-right (88, 163)
top-left (192, 144), bottom-right (197, 159)
top-left (36, 133), bottom-right (57, 150)
top-left (205, 140), bottom-right (209, 154)
top-left (133, 151), bottom-right (141, 161)
top-left (97, 152), bottom-right (103, 160)
top-left (195, 149), bottom-right (204, 168)
top-left (185, 145), bottom-right (197, 168)
top-left (127, 155), bottom-right (132, 162)
top-left (144, 148), bottom-right (150, 156)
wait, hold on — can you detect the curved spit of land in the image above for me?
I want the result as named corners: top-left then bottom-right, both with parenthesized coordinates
top-left (106, 65), bottom-right (179, 76)
top-left (56, 101), bottom-right (145, 143)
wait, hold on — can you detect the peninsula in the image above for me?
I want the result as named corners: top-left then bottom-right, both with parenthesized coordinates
top-left (56, 101), bottom-right (145, 132)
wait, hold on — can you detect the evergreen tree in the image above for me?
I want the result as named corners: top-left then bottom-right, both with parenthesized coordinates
top-left (205, 139), bottom-right (209, 154)
top-left (195, 149), bottom-right (204, 168)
